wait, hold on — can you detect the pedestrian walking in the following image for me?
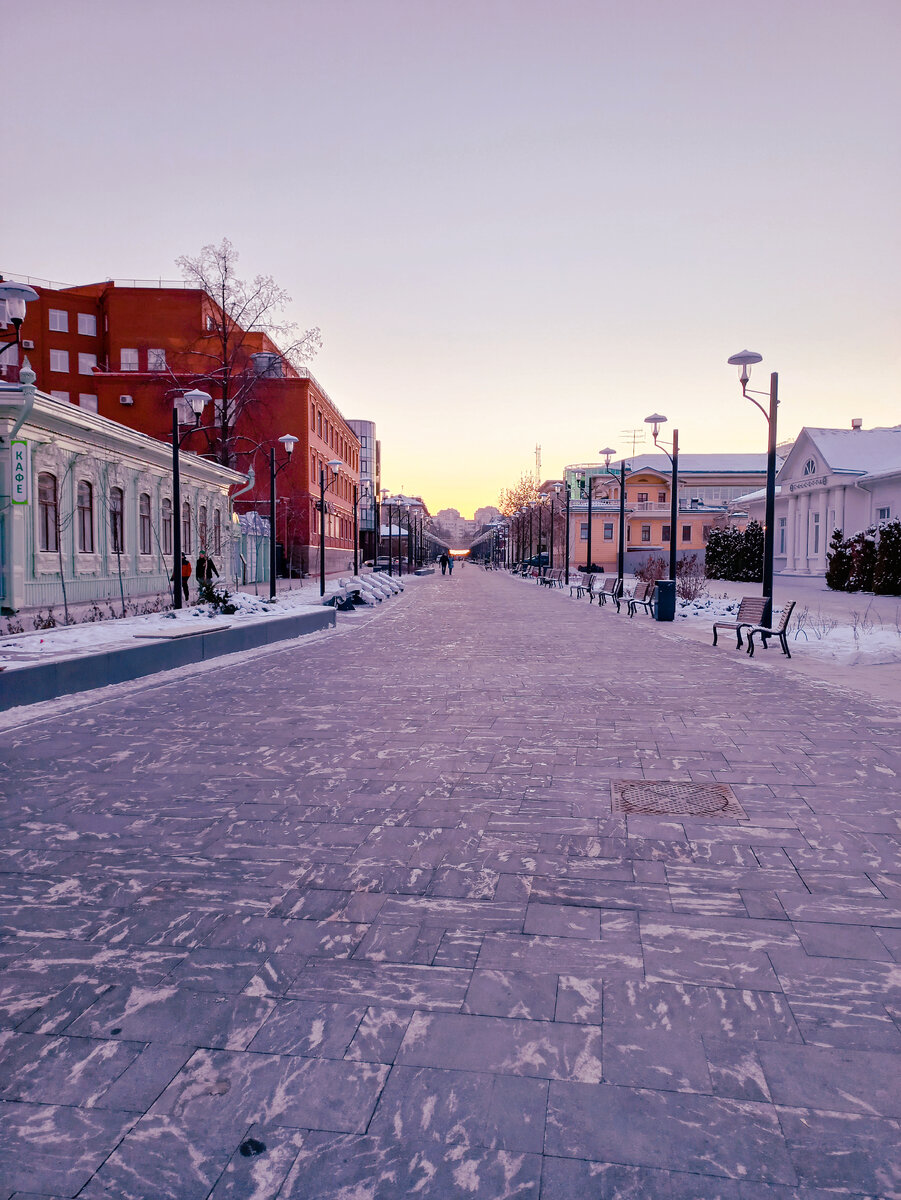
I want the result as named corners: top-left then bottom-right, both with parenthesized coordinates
top-left (196, 553), bottom-right (219, 589)
top-left (179, 554), bottom-right (192, 601)
top-left (447, 554), bottom-right (454, 575)
top-left (439, 552), bottom-right (449, 576)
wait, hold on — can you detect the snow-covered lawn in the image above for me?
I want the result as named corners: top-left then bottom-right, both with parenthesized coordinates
top-left (0, 577), bottom-right (408, 672)
top-left (673, 592), bottom-right (901, 666)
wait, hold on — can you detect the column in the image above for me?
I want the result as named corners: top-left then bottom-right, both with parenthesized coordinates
top-left (797, 491), bottom-right (811, 573)
top-left (815, 488), bottom-right (829, 574)
top-left (783, 493), bottom-right (797, 572)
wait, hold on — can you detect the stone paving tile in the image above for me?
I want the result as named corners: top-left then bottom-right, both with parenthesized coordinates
top-left (2, 568), bottom-right (901, 1197)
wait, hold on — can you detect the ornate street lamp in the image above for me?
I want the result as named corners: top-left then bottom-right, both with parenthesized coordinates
top-left (597, 446), bottom-right (628, 584)
top-left (728, 350), bottom-right (778, 624)
top-left (644, 414), bottom-right (678, 621)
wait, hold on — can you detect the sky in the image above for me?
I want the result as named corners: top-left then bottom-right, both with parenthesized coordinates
top-left (6, 0), bottom-right (900, 518)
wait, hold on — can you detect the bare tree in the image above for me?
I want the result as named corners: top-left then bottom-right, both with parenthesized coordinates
top-left (175, 238), bottom-right (322, 467)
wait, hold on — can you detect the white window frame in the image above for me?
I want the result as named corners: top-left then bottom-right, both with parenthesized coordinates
top-left (49, 349), bottom-right (69, 372)
top-left (78, 352), bottom-right (97, 375)
top-left (120, 348), bottom-right (139, 371)
top-left (877, 506), bottom-right (890, 521)
top-left (78, 394), bottom-right (98, 412)
top-left (48, 309), bottom-right (68, 332)
top-left (147, 348), bottom-right (167, 370)
top-left (77, 312), bottom-right (97, 336)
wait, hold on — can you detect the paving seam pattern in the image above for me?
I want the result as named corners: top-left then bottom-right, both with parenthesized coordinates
top-left (0, 567), bottom-right (899, 1199)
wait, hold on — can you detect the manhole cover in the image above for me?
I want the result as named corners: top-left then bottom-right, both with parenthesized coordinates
top-left (611, 780), bottom-right (747, 819)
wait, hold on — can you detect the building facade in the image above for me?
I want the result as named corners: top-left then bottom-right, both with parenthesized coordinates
top-left (1, 273), bottom-right (361, 577)
top-left (737, 423), bottom-right (901, 577)
top-left (1, 369), bottom-right (245, 614)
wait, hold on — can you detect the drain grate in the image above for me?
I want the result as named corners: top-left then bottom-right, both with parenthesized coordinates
top-left (611, 780), bottom-right (748, 819)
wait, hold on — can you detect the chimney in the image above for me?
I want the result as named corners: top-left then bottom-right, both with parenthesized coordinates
top-left (851, 418), bottom-right (863, 430)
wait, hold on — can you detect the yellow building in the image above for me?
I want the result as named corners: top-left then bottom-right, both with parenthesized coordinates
top-left (560, 454), bottom-right (770, 572)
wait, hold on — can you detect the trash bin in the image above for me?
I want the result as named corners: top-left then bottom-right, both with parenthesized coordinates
top-left (654, 579), bottom-right (676, 621)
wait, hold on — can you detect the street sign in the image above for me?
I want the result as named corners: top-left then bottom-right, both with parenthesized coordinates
top-left (11, 439), bottom-right (29, 505)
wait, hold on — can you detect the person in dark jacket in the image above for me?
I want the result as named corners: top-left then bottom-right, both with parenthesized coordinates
top-left (439, 552), bottom-right (449, 576)
top-left (196, 553), bottom-right (219, 588)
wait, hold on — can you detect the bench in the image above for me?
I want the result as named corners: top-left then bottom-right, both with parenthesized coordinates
top-left (568, 572), bottom-right (594, 598)
top-left (627, 580), bottom-right (656, 617)
top-left (596, 577), bottom-right (623, 611)
top-left (712, 596), bottom-right (769, 649)
top-left (746, 601), bottom-right (796, 658)
top-left (541, 568), bottom-right (564, 587)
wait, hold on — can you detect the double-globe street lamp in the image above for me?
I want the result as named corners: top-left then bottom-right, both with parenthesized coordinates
top-left (727, 350), bottom-right (778, 625)
top-left (644, 413), bottom-right (679, 621)
top-left (319, 458), bottom-right (343, 596)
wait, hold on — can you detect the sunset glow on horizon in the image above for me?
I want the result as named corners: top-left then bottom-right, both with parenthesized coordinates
top-left (7, 1), bottom-right (899, 519)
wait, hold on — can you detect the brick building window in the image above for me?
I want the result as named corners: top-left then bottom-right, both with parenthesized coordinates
top-left (147, 348), bottom-right (167, 370)
top-left (682, 525), bottom-right (691, 543)
top-left (182, 501), bottom-right (192, 553)
top-left (120, 349), bottom-right (139, 371)
top-left (78, 353), bottom-right (97, 375)
top-left (662, 524), bottom-right (670, 543)
top-left (79, 394), bottom-right (98, 411)
top-left (50, 349), bottom-right (69, 372)
top-left (637, 492), bottom-right (648, 503)
top-left (78, 313), bottom-right (97, 336)
top-left (49, 309), bottom-right (68, 332)
top-left (603, 523), bottom-right (613, 540)
top-left (641, 525), bottom-right (651, 542)
top-left (658, 492), bottom-right (666, 503)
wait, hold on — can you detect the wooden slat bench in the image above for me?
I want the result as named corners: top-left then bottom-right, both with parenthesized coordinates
top-left (746, 601), bottom-right (796, 658)
top-left (568, 572), bottom-right (594, 598)
top-left (541, 568), bottom-right (564, 587)
top-left (712, 596), bottom-right (769, 649)
top-left (596, 577), bottom-right (623, 611)
top-left (627, 580), bottom-right (656, 617)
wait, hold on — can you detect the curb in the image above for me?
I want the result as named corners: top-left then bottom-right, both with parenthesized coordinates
top-left (0, 608), bottom-right (336, 712)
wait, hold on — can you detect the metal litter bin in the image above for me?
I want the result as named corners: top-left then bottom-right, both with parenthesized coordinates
top-left (654, 579), bottom-right (676, 621)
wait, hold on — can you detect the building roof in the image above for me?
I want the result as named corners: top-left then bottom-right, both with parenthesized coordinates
top-left (566, 452), bottom-right (773, 475)
top-left (803, 426), bottom-right (901, 475)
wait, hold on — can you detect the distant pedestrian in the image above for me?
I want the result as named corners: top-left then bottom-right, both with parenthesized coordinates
top-left (447, 554), bottom-right (454, 575)
top-left (439, 552), bottom-right (449, 576)
top-left (196, 553), bottom-right (218, 589)
top-left (178, 554), bottom-right (191, 601)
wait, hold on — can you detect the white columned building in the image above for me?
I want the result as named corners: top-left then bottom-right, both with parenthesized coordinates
top-left (735, 422), bottom-right (901, 578)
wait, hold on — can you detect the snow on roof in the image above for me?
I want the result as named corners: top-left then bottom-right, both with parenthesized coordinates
top-left (805, 426), bottom-right (901, 475)
top-left (571, 453), bottom-right (773, 475)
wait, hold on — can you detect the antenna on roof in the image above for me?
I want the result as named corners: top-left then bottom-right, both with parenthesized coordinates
top-left (620, 429), bottom-right (646, 456)
top-left (535, 443), bottom-right (541, 478)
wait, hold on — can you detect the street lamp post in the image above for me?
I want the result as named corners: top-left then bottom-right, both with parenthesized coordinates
top-left (564, 483), bottom-right (571, 585)
top-left (536, 499), bottom-right (544, 581)
top-left (551, 484), bottom-right (560, 568)
top-left (269, 435), bottom-right (298, 602)
top-left (319, 458), bottom-right (343, 596)
top-left (586, 475), bottom-right (593, 571)
top-left (596, 447), bottom-right (627, 585)
top-left (352, 483), bottom-right (360, 574)
top-left (644, 414), bottom-right (679, 583)
top-left (728, 350), bottom-right (778, 625)
top-left (171, 389), bottom-right (211, 610)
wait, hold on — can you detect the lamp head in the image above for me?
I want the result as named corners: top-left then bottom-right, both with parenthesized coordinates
top-left (0, 282), bottom-right (39, 328)
top-left (554, 483), bottom-right (561, 495)
top-left (182, 388), bottom-right (211, 416)
top-left (644, 413), bottom-right (667, 440)
top-left (599, 446), bottom-right (616, 468)
top-left (278, 434), bottom-right (298, 455)
top-left (727, 349), bottom-right (763, 389)
top-left (328, 458), bottom-right (342, 472)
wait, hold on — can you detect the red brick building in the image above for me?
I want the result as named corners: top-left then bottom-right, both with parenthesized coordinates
top-left (1, 276), bottom-right (360, 575)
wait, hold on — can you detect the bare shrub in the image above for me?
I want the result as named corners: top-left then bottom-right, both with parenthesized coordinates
top-left (676, 554), bottom-right (707, 602)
